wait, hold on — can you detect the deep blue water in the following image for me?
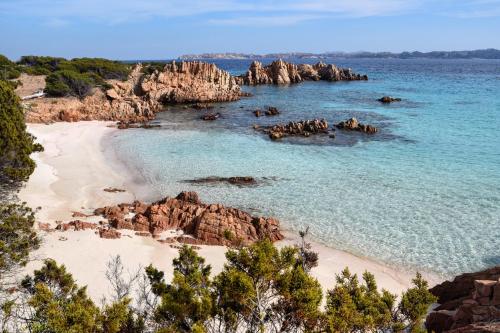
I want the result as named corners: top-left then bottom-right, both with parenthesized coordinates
top-left (110, 58), bottom-right (500, 277)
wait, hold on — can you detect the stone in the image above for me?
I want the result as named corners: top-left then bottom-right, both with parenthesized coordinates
top-left (378, 96), bottom-right (402, 103)
top-left (99, 228), bottom-right (121, 239)
top-left (201, 113), bottom-right (220, 121)
top-left (335, 118), bottom-right (378, 134)
top-left (253, 110), bottom-right (263, 117)
top-left (474, 280), bottom-right (497, 298)
top-left (56, 220), bottom-right (97, 231)
top-left (265, 106), bottom-right (280, 116)
top-left (425, 310), bottom-right (455, 333)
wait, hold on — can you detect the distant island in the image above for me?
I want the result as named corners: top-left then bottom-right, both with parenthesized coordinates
top-left (179, 48), bottom-right (500, 60)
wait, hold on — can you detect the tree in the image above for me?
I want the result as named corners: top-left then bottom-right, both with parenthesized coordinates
top-left (0, 203), bottom-right (39, 283)
top-left (20, 259), bottom-right (102, 333)
top-left (149, 245), bottom-right (213, 332)
top-left (325, 268), bottom-right (398, 333)
top-left (398, 272), bottom-right (437, 333)
top-left (45, 70), bottom-right (94, 99)
top-left (211, 239), bottom-right (322, 333)
top-left (19, 259), bottom-right (141, 333)
top-left (0, 80), bottom-right (43, 182)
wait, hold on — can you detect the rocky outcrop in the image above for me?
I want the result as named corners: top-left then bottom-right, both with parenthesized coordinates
top-left (140, 61), bottom-right (241, 104)
top-left (430, 267), bottom-right (500, 309)
top-left (24, 62), bottom-right (241, 123)
top-left (258, 119), bottom-right (329, 140)
top-left (378, 96), bottom-right (402, 103)
top-left (93, 191), bottom-right (283, 246)
top-left (335, 118), bottom-right (378, 134)
top-left (425, 266), bottom-right (500, 333)
top-left (236, 60), bottom-right (368, 85)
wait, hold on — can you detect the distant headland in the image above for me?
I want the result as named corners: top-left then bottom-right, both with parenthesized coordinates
top-left (179, 48), bottom-right (500, 60)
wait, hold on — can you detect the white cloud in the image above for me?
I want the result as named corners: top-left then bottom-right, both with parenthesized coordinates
top-left (1, 0), bottom-right (499, 26)
top-left (208, 14), bottom-right (324, 26)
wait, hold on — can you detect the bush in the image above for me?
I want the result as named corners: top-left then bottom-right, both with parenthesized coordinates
top-left (45, 70), bottom-right (94, 99)
top-left (57, 58), bottom-right (131, 80)
top-left (0, 81), bottom-right (43, 182)
top-left (18, 55), bottom-right (65, 73)
top-left (0, 55), bottom-right (21, 80)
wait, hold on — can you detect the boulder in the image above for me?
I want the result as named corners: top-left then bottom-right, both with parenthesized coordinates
top-left (335, 118), bottom-right (378, 134)
top-left (265, 106), bottom-right (280, 116)
top-left (378, 96), bottom-right (401, 103)
top-left (99, 228), bottom-right (121, 239)
top-left (201, 113), bottom-right (220, 121)
top-left (426, 268), bottom-right (500, 333)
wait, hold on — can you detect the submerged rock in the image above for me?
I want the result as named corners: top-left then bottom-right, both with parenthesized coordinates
top-left (93, 191), bottom-right (283, 246)
top-left (378, 96), bottom-right (402, 103)
top-left (200, 113), bottom-right (221, 121)
top-left (265, 106), bottom-right (280, 116)
top-left (235, 59), bottom-right (368, 85)
top-left (335, 118), bottom-right (378, 134)
top-left (182, 176), bottom-right (258, 187)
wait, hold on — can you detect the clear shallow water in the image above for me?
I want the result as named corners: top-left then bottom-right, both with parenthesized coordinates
top-left (110, 59), bottom-right (500, 277)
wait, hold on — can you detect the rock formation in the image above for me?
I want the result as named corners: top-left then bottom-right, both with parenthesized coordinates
top-left (24, 62), bottom-right (241, 123)
top-left (93, 191), bottom-right (283, 246)
top-left (378, 96), bottom-right (402, 103)
top-left (258, 119), bottom-right (329, 140)
top-left (235, 60), bottom-right (368, 85)
top-left (335, 118), bottom-right (378, 134)
top-left (425, 266), bottom-right (500, 333)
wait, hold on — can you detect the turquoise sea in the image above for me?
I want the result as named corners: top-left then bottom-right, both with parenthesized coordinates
top-left (109, 59), bottom-right (500, 277)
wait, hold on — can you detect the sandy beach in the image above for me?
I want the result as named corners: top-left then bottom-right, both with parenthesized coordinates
top-left (19, 121), bottom-right (437, 301)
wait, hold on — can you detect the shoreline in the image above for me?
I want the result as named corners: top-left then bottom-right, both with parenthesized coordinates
top-left (19, 121), bottom-right (439, 301)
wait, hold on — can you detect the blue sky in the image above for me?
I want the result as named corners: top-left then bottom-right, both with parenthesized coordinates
top-left (1, 0), bottom-right (499, 60)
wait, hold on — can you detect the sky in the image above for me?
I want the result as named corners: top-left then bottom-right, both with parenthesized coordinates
top-left (1, 0), bottom-right (500, 60)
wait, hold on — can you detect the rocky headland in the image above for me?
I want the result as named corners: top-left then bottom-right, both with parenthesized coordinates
top-left (22, 61), bottom-right (241, 123)
top-left (235, 59), bottom-right (368, 85)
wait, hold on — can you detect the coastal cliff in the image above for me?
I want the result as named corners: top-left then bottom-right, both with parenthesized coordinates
top-left (235, 59), bottom-right (368, 85)
top-left (23, 61), bottom-right (241, 123)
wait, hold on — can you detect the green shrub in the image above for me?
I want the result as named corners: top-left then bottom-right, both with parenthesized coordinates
top-left (18, 55), bottom-right (65, 73)
top-left (57, 58), bottom-right (131, 80)
top-left (45, 70), bottom-right (94, 98)
top-left (0, 81), bottom-right (43, 182)
top-left (0, 55), bottom-right (21, 80)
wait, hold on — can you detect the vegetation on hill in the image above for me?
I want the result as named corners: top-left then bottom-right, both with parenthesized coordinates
top-left (0, 81), bottom-right (43, 182)
top-left (0, 55), bottom-right (21, 83)
top-left (13, 55), bottom-right (131, 98)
